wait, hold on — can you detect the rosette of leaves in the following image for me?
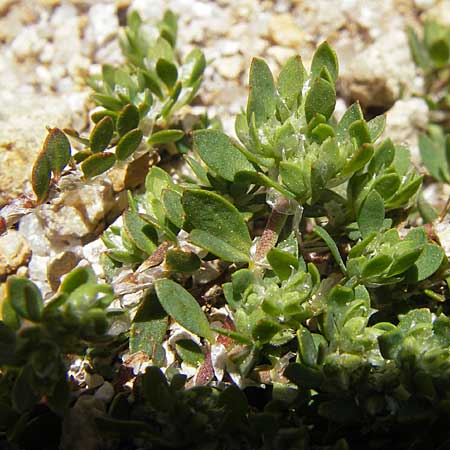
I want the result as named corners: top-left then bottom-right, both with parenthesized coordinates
top-left (0, 267), bottom-right (118, 445)
top-left (345, 225), bottom-right (445, 287)
top-left (285, 290), bottom-right (450, 442)
top-left (407, 20), bottom-right (450, 128)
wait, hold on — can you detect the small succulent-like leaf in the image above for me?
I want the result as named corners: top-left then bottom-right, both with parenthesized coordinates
top-left (277, 55), bottom-right (305, 109)
top-left (90, 116), bottom-right (114, 153)
top-left (305, 77), bottom-right (336, 123)
top-left (419, 133), bottom-right (448, 182)
top-left (311, 41), bottom-right (339, 82)
top-left (267, 248), bottom-right (299, 281)
top-left (407, 244), bottom-right (445, 282)
top-left (117, 104), bottom-right (140, 136)
top-left (406, 26), bottom-right (431, 70)
top-left (247, 57), bottom-right (276, 126)
top-left (358, 190), bottom-right (385, 238)
top-left (349, 120), bottom-right (371, 146)
top-left (183, 48), bottom-right (206, 85)
top-left (279, 161), bottom-right (308, 199)
top-left (81, 152), bottom-right (116, 177)
top-left (116, 128), bottom-right (143, 160)
top-left (12, 366), bottom-right (39, 413)
top-left (251, 318), bottom-right (282, 344)
top-left (429, 39), bottom-right (450, 67)
top-left (337, 102), bottom-right (364, 141)
top-left (59, 266), bottom-right (96, 294)
top-left (6, 277), bottom-right (43, 322)
top-left (147, 129), bottom-right (184, 145)
top-left (361, 255), bottom-right (393, 279)
top-left (183, 189), bottom-right (252, 260)
top-left (156, 58), bottom-right (178, 89)
top-left (0, 321), bottom-right (16, 365)
top-left (31, 151), bottom-right (51, 203)
top-left (194, 129), bottom-right (255, 182)
top-left (43, 128), bottom-right (71, 178)
top-left (367, 115), bottom-right (386, 142)
top-left (372, 173), bottom-right (401, 199)
top-left (162, 189), bottom-right (183, 229)
top-left (123, 210), bottom-right (158, 255)
top-left (155, 279), bottom-right (213, 341)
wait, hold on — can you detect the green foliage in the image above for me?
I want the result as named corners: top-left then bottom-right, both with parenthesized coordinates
top-left (5, 11), bottom-right (450, 450)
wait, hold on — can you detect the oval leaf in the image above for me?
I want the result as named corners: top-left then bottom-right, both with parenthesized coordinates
top-left (148, 129), bottom-right (184, 145)
top-left (43, 128), bottom-right (71, 177)
top-left (116, 128), bottom-right (143, 161)
top-left (31, 151), bottom-right (51, 203)
top-left (90, 116), bottom-right (114, 153)
top-left (156, 58), bottom-right (178, 89)
top-left (182, 189), bottom-right (252, 258)
top-left (123, 210), bottom-right (158, 255)
top-left (358, 190), bottom-right (385, 238)
top-left (81, 152), bottom-right (116, 178)
top-left (194, 129), bottom-right (255, 182)
top-left (305, 77), bottom-right (336, 123)
top-left (311, 41), bottom-right (339, 82)
top-left (117, 104), bottom-right (140, 136)
top-left (155, 279), bottom-right (212, 341)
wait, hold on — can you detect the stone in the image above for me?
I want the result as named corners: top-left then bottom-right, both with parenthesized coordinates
top-left (0, 94), bottom-right (72, 207)
top-left (382, 98), bottom-right (429, 164)
top-left (94, 381), bottom-right (115, 403)
top-left (0, 229), bottom-right (31, 278)
top-left (340, 29), bottom-right (418, 110)
top-left (214, 55), bottom-right (244, 80)
top-left (47, 250), bottom-right (79, 291)
top-left (268, 13), bottom-right (304, 48)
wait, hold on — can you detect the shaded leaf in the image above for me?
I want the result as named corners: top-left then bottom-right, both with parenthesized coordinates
top-left (305, 77), bottom-right (336, 123)
top-left (117, 104), bottom-right (140, 136)
top-left (148, 129), bottom-right (184, 145)
top-left (81, 152), bottom-right (116, 177)
top-left (90, 116), bottom-right (114, 153)
top-left (155, 279), bottom-right (213, 341)
top-left (31, 151), bottom-right (51, 203)
top-left (116, 128), bottom-right (143, 160)
top-left (156, 58), bottom-right (178, 89)
top-left (123, 210), bottom-right (158, 255)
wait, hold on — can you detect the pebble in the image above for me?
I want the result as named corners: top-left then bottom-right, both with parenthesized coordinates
top-left (268, 14), bottom-right (304, 48)
top-left (0, 229), bottom-right (31, 278)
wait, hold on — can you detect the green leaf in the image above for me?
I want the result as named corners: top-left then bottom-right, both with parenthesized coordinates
top-left (337, 102), bottom-right (364, 141)
top-left (42, 128), bottom-right (71, 178)
top-left (247, 57), bottom-right (276, 126)
top-left (175, 339), bottom-right (204, 365)
top-left (367, 115), bottom-right (386, 142)
top-left (429, 39), bottom-right (450, 67)
top-left (419, 133), bottom-right (448, 182)
top-left (407, 243), bottom-right (445, 282)
top-left (148, 129), bottom-right (184, 145)
top-left (297, 327), bottom-right (318, 367)
top-left (165, 249), bottom-right (201, 273)
top-left (279, 161), bottom-right (308, 199)
top-left (156, 58), bottom-right (178, 89)
top-left (0, 321), bottom-right (16, 365)
top-left (372, 173), bottom-right (401, 199)
top-left (92, 93), bottom-right (123, 111)
top-left (349, 120), bottom-right (371, 146)
top-left (130, 290), bottom-right (168, 364)
top-left (311, 41), bottom-right (339, 82)
top-left (12, 366), bottom-right (39, 413)
top-left (155, 279), bottom-right (213, 341)
top-left (117, 104), bottom-right (140, 136)
top-left (189, 229), bottom-right (250, 263)
top-left (251, 318), bottom-right (282, 343)
top-left (81, 152), bottom-right (116, 177)
top-left (162, 189), bottom-right (183, 229)
top-left (358, 190), bottom-right (385, 238)
top-left (116, 128), bottom-right (143, 160)
top-left (194, 129), bottom-right (255, 182)
top-left (59, 266), bottom-right (96, 295)
top-left (313, 225), bottom-right (347, 275)
top-left (267, 248), bottom-right (299, 281)
top-left (31, 150), bottom-right (51, 203)
top-left (277, 55), bottom-right (305, 109)
top-left (361, 255), bottom-right (393, 279)
top-left (387, 248), bottom-right (423, 277)
top-left (182, 189), bottom-right (252, 260)
top-left (406, 26), bottom-right (431, 70)
top-left (90, 116), bottom-right (114, 153)
top-left (6, 277), bottom-right (43, 322)
top-left (305, 77), bottom-right (336, 123)
top-left (123, 210), bottom-right (158, 255)
top-left (183, 48), bottom-right (206, 85)
top-left (235, 170), bottom-right (295, 199)
top-left (284, 362), bottom-right (323, 389)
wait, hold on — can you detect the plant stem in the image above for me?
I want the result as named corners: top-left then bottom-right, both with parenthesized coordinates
top-left (254, 197), bottom-right (290, 262)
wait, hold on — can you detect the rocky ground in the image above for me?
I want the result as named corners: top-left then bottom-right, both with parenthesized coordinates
top-left (0, 0), bottom-right (449, 317)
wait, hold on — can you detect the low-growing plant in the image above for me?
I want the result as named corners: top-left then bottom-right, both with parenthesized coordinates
top-left (1, 10), bottom-right (449, 450)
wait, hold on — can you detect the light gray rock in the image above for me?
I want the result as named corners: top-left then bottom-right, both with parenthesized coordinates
top-left (0, 229), bottom-right (31, 278)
